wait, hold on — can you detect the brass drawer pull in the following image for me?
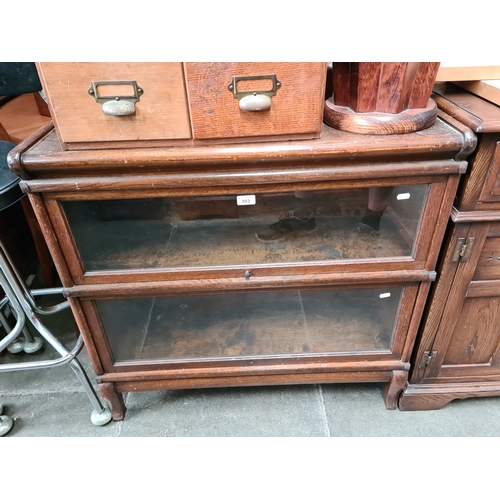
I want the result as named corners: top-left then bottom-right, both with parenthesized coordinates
top-left (88, 80), bottom-right (144, 116)
top-left (227, 74), bottom-right (281, 111)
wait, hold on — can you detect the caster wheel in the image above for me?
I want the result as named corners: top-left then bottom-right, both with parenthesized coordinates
top-left (7, 339), bottom-right (24, 354)
top-left (23, 337), bottom-right (43, 354)
top-left (91, 406), bottom-right (112, 426)
top-left (0, 415), bottom-right (14, 437)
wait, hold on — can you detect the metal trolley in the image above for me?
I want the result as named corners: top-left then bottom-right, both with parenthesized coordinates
top-left (0, 141), bottom-right (111, 435)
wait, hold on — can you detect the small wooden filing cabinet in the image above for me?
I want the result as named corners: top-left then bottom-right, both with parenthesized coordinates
top-left (36, 62), bottom-right (327, 150)
top-left (400, 84), bottom-right (500, 410)
top-left (9, 112), bottom-right (474, 420)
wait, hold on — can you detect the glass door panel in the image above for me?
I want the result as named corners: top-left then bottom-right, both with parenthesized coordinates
top-left (95, 286), bottom-right (403, 363)
top-left (63, 185), bottom-right (427, 272)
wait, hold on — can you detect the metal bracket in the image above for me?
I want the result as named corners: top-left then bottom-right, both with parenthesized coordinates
top-left (419, 350), bottom-right (438, 371)
top-left (451, 237), bottom-right (475, 263)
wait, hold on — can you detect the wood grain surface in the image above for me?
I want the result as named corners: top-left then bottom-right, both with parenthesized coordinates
top-left (36, 63), bottom-right (192, 146)
top-left (184, 62), bottom-right (326, 140)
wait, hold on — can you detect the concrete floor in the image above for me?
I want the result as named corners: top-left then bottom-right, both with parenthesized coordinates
top-left (2, 297), bottom-right (500, 438)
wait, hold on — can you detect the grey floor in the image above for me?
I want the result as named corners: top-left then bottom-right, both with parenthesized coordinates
top-left (2, 295), bottom-right (500, 438)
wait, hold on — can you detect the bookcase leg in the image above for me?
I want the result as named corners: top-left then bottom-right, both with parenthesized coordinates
top-left (383, 370), bottom-right (408, 410)
top-left (98, 382), bottom-right (126, 421)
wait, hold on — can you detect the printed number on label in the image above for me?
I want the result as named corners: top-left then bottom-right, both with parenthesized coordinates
top-left (237, 195), bottom-right (256, 206)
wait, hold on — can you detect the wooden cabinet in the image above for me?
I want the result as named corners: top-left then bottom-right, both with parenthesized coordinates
top-left (36, 63), bottom-right (193, 149)
top-left (36, 63), bottom-right (327, 150)
top-left (8, 113), bottom-right (473, 421)
top-left (400, 84), bottom-right (500, 410)
top-left (184, 62), bottom-right (326, 141)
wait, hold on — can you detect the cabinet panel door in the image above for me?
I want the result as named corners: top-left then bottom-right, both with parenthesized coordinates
top-left (411, 221), bottom-right (500, 382)
top-left (444, 295), bottom-right (500, 365)
top-left (472, 222), bottom-right (500, 280)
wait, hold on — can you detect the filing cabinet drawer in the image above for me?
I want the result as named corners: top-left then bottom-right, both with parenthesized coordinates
top-left (36, 62), bottom-right (192, 150)
top-left (184, 62), bottom-right (327, 141)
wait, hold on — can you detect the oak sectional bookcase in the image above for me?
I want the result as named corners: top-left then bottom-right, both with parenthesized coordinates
top-left (9, 110), bottom-right (474, 420)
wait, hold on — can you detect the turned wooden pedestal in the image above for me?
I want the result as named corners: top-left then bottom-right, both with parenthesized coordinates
top-left (324, 63), bottom-right (440, 135)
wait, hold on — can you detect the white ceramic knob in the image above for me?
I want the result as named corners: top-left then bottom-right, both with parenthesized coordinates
top-left (102, 100), bottom-right (136, 116)
top-left (239, 93), bottom-right (272, 111)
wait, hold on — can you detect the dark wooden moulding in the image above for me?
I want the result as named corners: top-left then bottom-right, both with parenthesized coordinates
top-left (8, 111), bottom-right (476, 420)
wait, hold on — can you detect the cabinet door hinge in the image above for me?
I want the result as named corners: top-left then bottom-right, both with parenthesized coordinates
top-left (419, 350), bottom-right (438, 371)
top-left (451, 237), bottom-right (475, 263)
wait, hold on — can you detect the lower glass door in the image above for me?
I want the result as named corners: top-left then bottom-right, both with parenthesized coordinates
top-left (93, 285), bottom-right (405, 363)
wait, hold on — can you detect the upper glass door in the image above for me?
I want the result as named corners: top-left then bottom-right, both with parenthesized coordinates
top-left (62, 184), bottom-right (427, 272)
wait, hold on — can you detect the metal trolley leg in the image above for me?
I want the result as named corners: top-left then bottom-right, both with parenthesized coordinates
top-left (0, 244), bottom-right (112, 428)
top-left (0, 404), bottom-right (13, 436)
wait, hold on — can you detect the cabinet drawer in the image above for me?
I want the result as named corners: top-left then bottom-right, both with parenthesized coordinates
top-left (36, 62), bottom-right (192, 150)
top-left (86, 285), bottom-right (407, 366)
top-left (184, 62), bottom-right (327, 141)
top-left (478, 141), bottom-right (500, 205)
top-left (455, 136), bottom-right (500, 212)
top-left (57, 183), bottom-right (429, 282)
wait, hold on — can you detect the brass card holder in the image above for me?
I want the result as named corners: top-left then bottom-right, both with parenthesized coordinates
top-left (88, 80), bottom-right (144, 116)
top-left (228, 74), bottom-right (281, 111)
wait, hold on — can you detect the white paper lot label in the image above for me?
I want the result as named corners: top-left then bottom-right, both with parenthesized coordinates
top-left (379, 293), bottom-right (392, 299)
top-left (237, 195), bottom-right (256, 206)
top-left (397, 193), bottom-right (411, 200)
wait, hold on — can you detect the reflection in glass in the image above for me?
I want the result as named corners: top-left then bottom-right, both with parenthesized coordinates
top-left (63, 185), bottom-right (427, 271)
